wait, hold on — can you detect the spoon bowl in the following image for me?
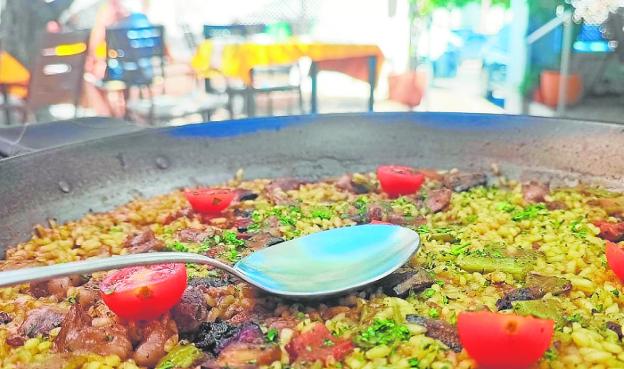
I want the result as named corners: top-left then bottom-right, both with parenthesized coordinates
top-left (0, 225), bottom-right (420, 298)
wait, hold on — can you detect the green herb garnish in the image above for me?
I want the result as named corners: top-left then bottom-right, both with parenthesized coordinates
top-left (496, 201), bottom-right (516, 213)
top-left (428, 308), bottom-right (440, 318)
top-left (422, 288), bottom-right (435, 298)
top-left (167, 241), bottom-right (189, 253)
top-left (512, 204), bottom-right (547, 221)
top-left (570, 218), bottom-right (588, 239)
top-left (408, 358), bottom-right (420, 368)
top-left (544, 348), bottom-right (557, 361)
top-left (310, 207), bottom-right (333, 220)
top-left (355, 319), bottom-right (410, 348)
top-left (266, 328), bottom-right (278, 342)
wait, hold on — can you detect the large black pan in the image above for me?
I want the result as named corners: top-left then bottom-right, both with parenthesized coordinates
top-left (1, 112), bottom-right (623, 253)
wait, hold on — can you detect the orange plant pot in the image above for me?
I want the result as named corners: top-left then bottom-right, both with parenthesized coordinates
top-left (388, 70), bottom-right (428, 108)
top-left (539, 70), bottom-right (583, 108)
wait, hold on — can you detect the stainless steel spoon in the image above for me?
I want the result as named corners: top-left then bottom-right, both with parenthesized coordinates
top-left (0, 224), bottom-right (420, 298)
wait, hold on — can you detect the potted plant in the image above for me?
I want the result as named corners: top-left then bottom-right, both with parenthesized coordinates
top-left (524, 0), bottom-right (583, 108)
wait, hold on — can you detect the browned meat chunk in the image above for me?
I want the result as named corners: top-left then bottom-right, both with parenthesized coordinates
top-left (522, 181), bottom-right (550, 203)
top-left (594, 221), bottom-right (624, 242)
top-left (426, 188), bottom-right (452, 212)
top-left (546, 201), bottom-right (567, 210)
top-left (245, 233), bottom-right (284, 250)
top-left (496, 273), bottom-right (571, 310)
top-left (0, 312), bottom-right (12, 324)
top-left (20, 308), bottom-right (65, 338)
top-left (335, 174), bottom-right (372, 194)
top-left (525, 273), bottom-right (572, 295)
top-left (171, 286), bottom-right (210, 334)
top-left (496, 287), bottom-right (543, 310)
top-left (406, 315), bottom-right (462, 352)
top-left (30, 275), bottom-right (85, 299)
top-left (379, 267), bottom-right (434, 297)
top-left (607, 321), bottom-right (623, 340)
top-left (177, 228), bottom-right (216, 243)
top-left (125, 229), bottom-right (165, 254)
top-left (54, 304), bottom-right (132, 360)
top-left (443, 172), bottom-right (487, 192)
top-left (133, 317), bottom-right (178, 368)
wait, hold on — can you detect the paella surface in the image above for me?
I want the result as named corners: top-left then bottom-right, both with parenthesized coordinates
top-left (1, 168), bottom-right (624, 369)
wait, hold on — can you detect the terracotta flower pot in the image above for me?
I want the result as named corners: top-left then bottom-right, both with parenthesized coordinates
top-left (388, 70), bottom-right (428, 108)
top-left (539, 70), bottom-right (582, 108)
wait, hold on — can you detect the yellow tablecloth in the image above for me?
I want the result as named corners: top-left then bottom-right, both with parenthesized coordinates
top-left (192, 40), bottom-right (384, 85)
top-left (0, 52), bottom-right (29, 98)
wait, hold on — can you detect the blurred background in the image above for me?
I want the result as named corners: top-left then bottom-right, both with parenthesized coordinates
top-left (1, 0), bottom-right (624, 129)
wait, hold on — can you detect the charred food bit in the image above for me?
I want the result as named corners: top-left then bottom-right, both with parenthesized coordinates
top-left (406, 315), bottom-right (462, 352)
top-left (378, 267), bottom-right (434, 297)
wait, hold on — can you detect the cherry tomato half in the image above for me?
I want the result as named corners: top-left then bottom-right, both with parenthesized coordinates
top-left (286, 323), bottom-right (354, 364)
top-left (457, 311), bottom-right (554, 369)
top-left (184, 188), bottom-right (235, 214)
top-left (606, 241), bottom-right (624, 282)
top-left (376, 165), bottom-right (425, 198)
top-left (100, 263), bottom-right (187, 321)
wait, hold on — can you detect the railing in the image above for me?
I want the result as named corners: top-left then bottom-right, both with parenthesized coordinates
top-left (526, 10), bottom-right (574, 116)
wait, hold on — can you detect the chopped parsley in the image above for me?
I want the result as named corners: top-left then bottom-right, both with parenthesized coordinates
top-left (415, 225), bottom-right (430, 234)
top-left (564, 313), bottom-right (583, 323)
top-left (544, 348), bottom-right (557, 361)
top-left (322, 338), bottom-right (335, 347)
top-left (428, 308), bottom-right (440, 318)
top-left (612, 289), bottom-right (620, 297)
top-left (408, 358), bottom-right (420, 368)
top-left (496, 201), bottom-right (516, 213)
top-left (512, 204), bottom-right (547, 221)
top-left (355, 319), bottom-right (410, 348)
top-left (67, 295), bottom-right (77, 304)
top-left (422, 288), bottom-right (435, 298)
top-left (223, 230), bottom-right (244, 247)
top-left (354, 196), bottom-right (369, 219)
top-left (310, 207), bottom-right (333, 220)
top-left (266, 328), bottom-right (278, 342)
top-left (167, 241), bottom-right (189, 253)
top-left (570, 218), bottom-right (588, 239)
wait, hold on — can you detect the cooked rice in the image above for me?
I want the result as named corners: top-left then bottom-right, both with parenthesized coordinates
top-left (1, 169), bottom-right (623, 369)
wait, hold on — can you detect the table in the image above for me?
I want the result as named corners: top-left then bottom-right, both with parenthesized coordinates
top-left (191, 41), bottom-right (384, 113)
top-left (0, 52), bottom-right (30, 124)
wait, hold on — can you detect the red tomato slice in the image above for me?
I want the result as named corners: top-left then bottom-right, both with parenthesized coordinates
top-left (184, 188), bottom-right (235, 214)
top-left (376, 165), bottom-right (425, 198)
top-left (606, 241), bottom-right (624, 282)
top-left (100, 263), bottom-right (187, 321)
top-left (595, 221), bottom-right (624, 242)
top-left (457, 311), bottom-right (554, 369)
top-left (285, 323), bottom-right (354, 364)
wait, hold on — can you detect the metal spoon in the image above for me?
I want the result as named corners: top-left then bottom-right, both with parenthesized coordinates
top-left (0, 224), bottom-right (420, 298)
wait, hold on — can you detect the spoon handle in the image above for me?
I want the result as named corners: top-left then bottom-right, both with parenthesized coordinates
top-left (0, 252), bottom-right (242, 288)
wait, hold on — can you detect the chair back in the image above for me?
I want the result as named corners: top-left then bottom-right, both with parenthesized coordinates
top-left (203, 24), bottom-right (266, 40)
top-left (27, 30), bottom-right (90, 112)
top-left (105, 25), bottom-right (165, 87)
